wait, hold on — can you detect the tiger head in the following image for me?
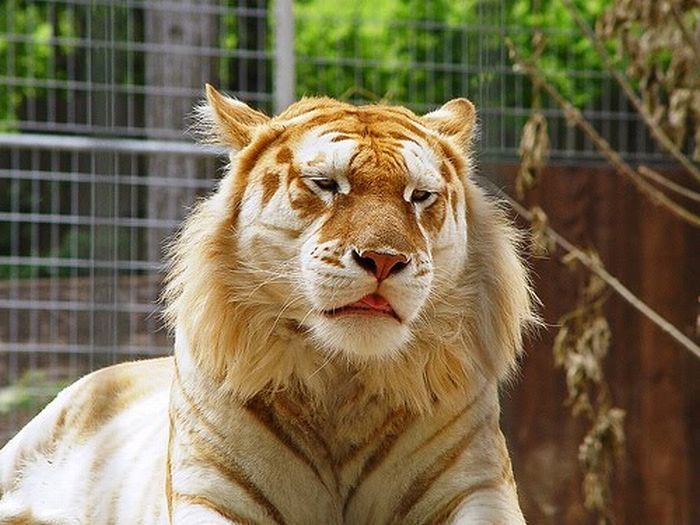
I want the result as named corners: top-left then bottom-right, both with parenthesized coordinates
top-left (165, 85), bottom-right (535, 410)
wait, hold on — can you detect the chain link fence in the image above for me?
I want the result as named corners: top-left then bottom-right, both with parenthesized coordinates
top-left (0, 0), bottom-right (663, 440)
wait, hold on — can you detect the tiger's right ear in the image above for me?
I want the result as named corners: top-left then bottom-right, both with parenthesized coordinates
top-left (420, 98), bottom-right (477, 151)
top-left (197, 84), bottom-right (270, 151)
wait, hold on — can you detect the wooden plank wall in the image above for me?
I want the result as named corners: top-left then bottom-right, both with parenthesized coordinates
top-left (486, 163), bottom-right (700, 525)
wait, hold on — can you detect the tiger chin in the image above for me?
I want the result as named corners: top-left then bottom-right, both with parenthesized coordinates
top-left (0, 85), bottom-right (537, 525)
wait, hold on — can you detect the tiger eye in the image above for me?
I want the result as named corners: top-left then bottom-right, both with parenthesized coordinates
top-left (313, 178), bottom-right (339, 193)
top-left (411, 189), bottom-right (433, 203)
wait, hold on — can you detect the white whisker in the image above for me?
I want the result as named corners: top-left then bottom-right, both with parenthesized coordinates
top-left (307, 350), bottom-right (336, 380)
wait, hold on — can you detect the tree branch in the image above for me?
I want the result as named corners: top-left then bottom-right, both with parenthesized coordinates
top-left (506, 39), bottom-right (700, 228)
top-left (638, 165), bottom-right (700, 203)
top-left (477, 176), bottom-right (700, 360)
top-left (560, 0), bottom-right (700, 185)
top-left (670, 2), bottom-right (700, 66)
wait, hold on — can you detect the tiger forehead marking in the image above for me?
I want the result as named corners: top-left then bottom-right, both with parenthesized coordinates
top-left (268, 123), bottom-right (450, 245)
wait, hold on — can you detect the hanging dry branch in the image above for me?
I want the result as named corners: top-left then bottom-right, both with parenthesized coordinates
top-left (516, 112), bottom-right (549, 198)
top-left (508, 3), bottom-right (699, 520)
top-left (553, 250), bottom-right (625, 524)
top-left (638, 165), bottom-right (700, 203)
top-left (670, 2), bottom-right (700, 65)
top-left (529, 205), bottom-right (556, 256)
top-left (478, 176), bottom-right (700, 360)
top-left (561, 0), bottom-right (700, 185)
top-left (579, 406), bottom-right (626, 522)
top-left (506, 39), bottom-right (700, 228)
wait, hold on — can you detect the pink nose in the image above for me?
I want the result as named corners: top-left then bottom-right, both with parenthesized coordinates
top-left (352, 250), bottom-right (409, 281)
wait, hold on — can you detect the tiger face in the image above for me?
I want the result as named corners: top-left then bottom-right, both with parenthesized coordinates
top-left (208, 88), bottom-right (475, 360)
top-left (166, 86), bottom-right (534, 406)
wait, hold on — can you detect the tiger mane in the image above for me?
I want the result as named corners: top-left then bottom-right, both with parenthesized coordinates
top-left (163, 95), bottom-right (537, 414)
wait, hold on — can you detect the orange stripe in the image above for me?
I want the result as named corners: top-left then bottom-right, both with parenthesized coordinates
top-left (204, 439), bottom-right (285, 524)
top-left (273, 394), bottom-right (334, 462)
top-left (272, 394), bottom-right (340, 491)
top-left (0, 511), bottom-right (34, 525)
top-left (172, 363), bottom-right (221, 440)
top-left (302, 110), bottom-right (359, 129)
top-left (177, 411), bottom-right (288, 525)
top-left (244, 396), bottom-right (329, 490)
top-left (335, 409), bottom-right (408, 468)
top-left (390, 412), bottom-right (496, 523)
top-left (342, 410), bottom-right (415, 517)
top-left (328, 133), bottom-right (354, 142)
top-left (230, 126), bottom-right (284, 227)
top-left (408, 384), bottom-right (486, 460)
top-left (436, 139), bottom-right (466, 179)
top-left (171, 363), bottom-right (287, 524)
top-left (303, 109), bottom-right (431, 145)
top-left (320, 255), bottom-right (345, 268)
top-left (261, 169), bottom-right (281, 207)
top-left (440, 161), bottom-right (454, 182)
top-left (105, 490), bottom-right (119, 525)
top-left (173, 492), bottom-right (255, 524)
top-left (384, 129), bottom-right (423, 145)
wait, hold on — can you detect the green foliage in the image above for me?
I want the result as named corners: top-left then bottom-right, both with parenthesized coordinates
top-left (0, 0), bottom-right (78, 129)
top-left (218, 7), bottom-right (239, 89)
top-left (293, 0), bottom-right (611, 108)
top-left (507, 0), bottom-right (609, 106)
top-left (294, 0), bottom-right (481, 106)
top-left (0, 369), bottom-right (67, 415)
top-left (0, 226), bottom-right (137, 280)
top-left (0, 0), bottom-right (612, 125)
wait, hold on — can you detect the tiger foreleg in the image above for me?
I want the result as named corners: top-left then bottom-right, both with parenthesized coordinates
top-left (448, 488), bottom-right (527, 525)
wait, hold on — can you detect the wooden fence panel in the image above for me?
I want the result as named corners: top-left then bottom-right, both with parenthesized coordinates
top-left (489, 163), bottom-right (700, 525)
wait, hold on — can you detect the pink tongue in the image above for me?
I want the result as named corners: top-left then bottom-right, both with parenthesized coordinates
top-left (358, 293), bottom-right (390, 309)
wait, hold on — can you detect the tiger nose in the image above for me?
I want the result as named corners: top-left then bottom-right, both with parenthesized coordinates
top-left (352, 250), bottom-right (410, 281)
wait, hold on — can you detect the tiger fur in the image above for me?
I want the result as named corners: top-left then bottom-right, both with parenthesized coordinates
top-left (0, 85), bottom-right (536, 524)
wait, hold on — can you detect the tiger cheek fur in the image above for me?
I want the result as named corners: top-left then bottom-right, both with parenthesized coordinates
top-left (0, 86), bottom-right (536, 525)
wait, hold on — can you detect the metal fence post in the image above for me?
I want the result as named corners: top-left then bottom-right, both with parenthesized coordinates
top-left (274, 0), bottom-right (296, 114)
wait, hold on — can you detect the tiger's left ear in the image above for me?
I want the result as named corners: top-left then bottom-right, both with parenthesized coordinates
top-left (198, 83), bottom-right (270, 151)
top-left (421, 98), bottom-right (477, 150)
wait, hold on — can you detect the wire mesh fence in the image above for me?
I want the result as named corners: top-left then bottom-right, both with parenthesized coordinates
top-left (0, 0), bottom-right (668, 441)
top-left (0, 0), bottom-right (268, 439)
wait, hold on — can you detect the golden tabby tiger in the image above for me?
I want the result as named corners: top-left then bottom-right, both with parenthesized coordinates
top-left (0, 85), bottom-right (536, 524)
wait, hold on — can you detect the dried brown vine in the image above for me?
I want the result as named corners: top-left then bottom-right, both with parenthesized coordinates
top-left (553, 253), bottom-right (625, 525)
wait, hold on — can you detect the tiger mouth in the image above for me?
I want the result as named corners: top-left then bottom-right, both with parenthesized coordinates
top-left (323, 293), bottom-right (400, 322)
